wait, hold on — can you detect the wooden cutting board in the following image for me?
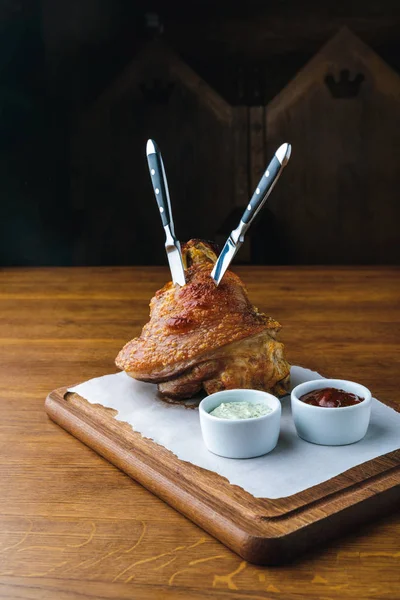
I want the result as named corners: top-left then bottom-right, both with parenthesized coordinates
top-left (45, 386), bottom-right (400, 565)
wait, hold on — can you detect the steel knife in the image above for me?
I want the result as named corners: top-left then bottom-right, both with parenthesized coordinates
top-left (211, 142), bottom-right (292, 286)
top-left (146, 139), bottom-right (186, 286)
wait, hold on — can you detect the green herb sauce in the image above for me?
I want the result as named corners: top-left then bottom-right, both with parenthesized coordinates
top-left (209, 401), bottom-right (272, 420)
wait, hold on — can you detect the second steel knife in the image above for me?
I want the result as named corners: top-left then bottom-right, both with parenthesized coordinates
top-left (146, 139), bottom-right (186, 286)
top-left (211, 142), bottom-right (292, 286)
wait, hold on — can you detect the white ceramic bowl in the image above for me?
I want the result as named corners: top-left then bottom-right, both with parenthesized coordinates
top-left (199, 389), bottom-right (281, 459)
top-left (291, 379), bottom-right (372, 446)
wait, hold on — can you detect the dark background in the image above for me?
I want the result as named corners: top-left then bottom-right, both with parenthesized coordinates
top-left (1, 0), bottom-right (400, 266)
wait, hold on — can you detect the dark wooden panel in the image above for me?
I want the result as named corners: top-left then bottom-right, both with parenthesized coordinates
top-left (265, 28), bottom-right (400, 264)
top-left (71, 41), bottom-right (234, 266)
top-left (164, 2), bottom-right (400, 58)
top-left (249, 106), bottom-right (266, 191)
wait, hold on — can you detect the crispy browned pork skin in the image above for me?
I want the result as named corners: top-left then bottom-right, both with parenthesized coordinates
top-left (116, 239), bottom-right (290, 399)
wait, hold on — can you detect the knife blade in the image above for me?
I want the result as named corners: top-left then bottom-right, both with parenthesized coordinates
top-left (211, 142), bottom-right (291, 285)
top-left (146, 139), bottom-right (186, 286)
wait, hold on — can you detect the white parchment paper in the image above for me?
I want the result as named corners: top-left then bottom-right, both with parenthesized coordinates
top-left (69, 366), bottom-right (400, 499)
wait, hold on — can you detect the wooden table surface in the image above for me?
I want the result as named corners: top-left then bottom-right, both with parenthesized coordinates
top-left (1, 266), bottom-right (399, 600)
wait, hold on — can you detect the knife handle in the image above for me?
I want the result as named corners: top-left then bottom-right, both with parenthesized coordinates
top-left (241, 151), bottom-right (286, 226)
top-left (146, 142), bottom-right (172, 229)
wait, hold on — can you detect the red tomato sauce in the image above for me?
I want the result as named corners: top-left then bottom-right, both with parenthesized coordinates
top-left (299, 387), bottom-right (364, 408)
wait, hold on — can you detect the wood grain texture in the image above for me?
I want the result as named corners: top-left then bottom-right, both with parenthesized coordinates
top-left (165, 3), bottom-right (400, 58)
top-left (233, 106), bottom-right (248, 209)
top-left (71, 40), bottom-right (234, 267)
top-left (249, 106), bottom-right (266, 193)
top-left (69, 30), bottom-right (400, 268)
top-left (44, 385), bottom-right (400, 565)
top-left (266, 28), bottom-right (400, 265)
top-left (1, 267), bottom-right (400, 596)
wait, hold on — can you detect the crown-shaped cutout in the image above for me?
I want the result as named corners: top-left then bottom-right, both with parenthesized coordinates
top-left (324, 69), bottom-right (364, 98)
top-left (140, 79), bottom-right (175, 104)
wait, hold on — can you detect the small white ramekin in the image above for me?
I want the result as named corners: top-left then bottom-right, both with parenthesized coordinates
top-left (199, 389), bottom-right (281, 459)
top-left (291, 378), bottom-right (372, 446)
